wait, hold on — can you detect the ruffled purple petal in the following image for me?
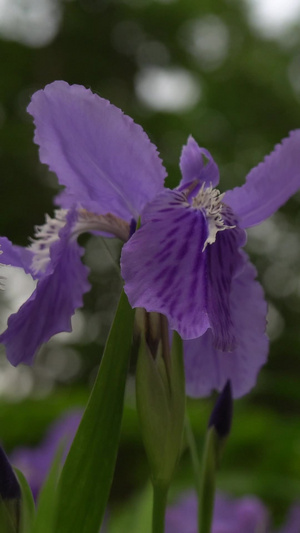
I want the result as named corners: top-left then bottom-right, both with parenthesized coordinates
top-left (0, 210), bottom-right (90, 366)
top-left (184, 256), bottom-right (268, 398)
top-left (27, 81), bottom-right (166, 222)
top-left (0, 237), bottom-right (36, 277)
top-left (121, 189), bottom-right (210, 339)
top-left (224, 130), bottom-right (300, 228)
top-left (179, 136), bottom-right (220, 192)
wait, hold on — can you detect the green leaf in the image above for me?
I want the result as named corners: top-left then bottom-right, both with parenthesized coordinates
top-left (0, 500), bottom-right (17, 533)
top-left (55, 290), bottom-right (135, 533)
top-left (14, 468), bottom-right (35, 533)
top-left (108, 484), bottom-right (152, 533)
top-left (31, 444), bottom-right (64, 533)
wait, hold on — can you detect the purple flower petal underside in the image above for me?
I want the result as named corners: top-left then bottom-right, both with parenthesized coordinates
top-left (179, 135), bottom-right (220, 191)
top-left (27, 81), bottom-right (166, 222)
top-left (224, 130), bottom-right (300, 228)
top-left (184, 255), bottom-right (268, 398)
top-left (121, 189), bottom-right (211, 339)
top-left (0, 210), bottom-right (90, 365)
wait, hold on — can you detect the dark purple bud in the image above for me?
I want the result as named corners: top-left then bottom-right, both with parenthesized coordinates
top-left (208, 381), bottom-right (233, 439)
top-left (0, 446), bottom-right (21, 500)
top-left (129, 218), bottom-right (137, 238)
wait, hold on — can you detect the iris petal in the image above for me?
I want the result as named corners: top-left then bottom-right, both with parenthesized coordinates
top-left (121, 189), bottom-right (210, 339)
top-left (224, 130), bottom-right (300, 228)
top-left (179, 136), bottom-right (220, 192)
top-left (0, 210), bottom-right (90, 366)
top-left (184, 256), bottom-right (268, 398)
top-left (0, 237), bottom-right (35, 277)
top-left (206, 213), bottom-right (246, 351)
top-left (28, 81), bottom-right (166, 222)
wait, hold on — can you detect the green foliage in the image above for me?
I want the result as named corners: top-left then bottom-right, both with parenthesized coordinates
top-left (54, 290), bottom-right (135, 533)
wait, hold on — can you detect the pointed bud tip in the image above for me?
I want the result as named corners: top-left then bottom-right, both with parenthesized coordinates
top-left (208, 380), bottom-right (233, 439)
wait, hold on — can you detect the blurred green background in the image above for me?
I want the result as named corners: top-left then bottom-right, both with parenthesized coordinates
top-left (1, 0), bottom-right (300, 528)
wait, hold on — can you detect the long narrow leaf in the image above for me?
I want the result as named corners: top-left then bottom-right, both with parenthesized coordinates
top-left (31, 444), bottom-right (64, 533)
top-left (14, 469), bottom-right (35, 533)
top-left (55, 290), bottom-right (135, 533)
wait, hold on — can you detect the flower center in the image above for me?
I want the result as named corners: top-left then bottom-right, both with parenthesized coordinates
top-left (29, 208), bottom-right (130, 275)
top-left (191, 183), bottom-right (235, 250)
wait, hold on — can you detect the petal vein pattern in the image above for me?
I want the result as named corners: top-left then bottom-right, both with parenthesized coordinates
top-left (121, 189), bottom-right (211, 339)
top-left (184, 256), bottom-right (268, 398)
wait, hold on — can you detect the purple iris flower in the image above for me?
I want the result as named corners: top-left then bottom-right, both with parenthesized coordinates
top-left (1, 81), bottom-right (300, 397)
top-left (10, 410), bottom-right (81, 500)
top-left (165, 491), bottom-right (269, 533)
top-left (165, 491), bottom-right (300, 533)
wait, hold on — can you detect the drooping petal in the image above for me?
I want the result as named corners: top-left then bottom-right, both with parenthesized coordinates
top-left (179, 136), bottom-right (220, 192)
top-left (224, 130), bottom-right (300, 228)
top-left (0, 210), bottom-right (90, 366)
top-left (184, 256), bottom-right (268, 398)
top-left (205, 211), bottom-right (246, 351)
top-left (0, 237), bottom-right (36, 276)
top-left (121, 189), bottom-right (210, 339)
top-left (28, 81), bottom-right (166, 221)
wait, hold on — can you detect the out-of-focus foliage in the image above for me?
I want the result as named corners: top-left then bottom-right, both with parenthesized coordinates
top-left (1, 0), bottom-right (300, 527)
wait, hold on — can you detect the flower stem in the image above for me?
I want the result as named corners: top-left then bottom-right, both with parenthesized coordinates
top-left (185, 414), bottom-right (201, 494)
top-left (198, 429), bottom-right (217, 533)
top-left (152, 482), bottom-right (169, 533)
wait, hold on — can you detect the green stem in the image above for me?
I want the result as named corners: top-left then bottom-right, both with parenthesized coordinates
top-left (185, 414), bottom-right (201, 495)
top-left (198, 429), bottom-right (217, 533)
top-left (152, 483), bottom-right (169, 533)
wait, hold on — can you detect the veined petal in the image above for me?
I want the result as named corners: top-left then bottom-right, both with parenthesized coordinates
top-left (0, 209), bottom-right (90, 366)
top-left (28, 81), bottom-right (166, 222)
top-left (206, 211), bottom-right (246, 351)
top-left (179, 136), bottom-right (220, 192)
top-left (224, 130), bottom-right (300, 228)
top-left (0, 237), bottom-right (36, 276)
top-left (121, 189), bottom-right (210, 339)
top-left (184, 256), bottom-right (268, 398)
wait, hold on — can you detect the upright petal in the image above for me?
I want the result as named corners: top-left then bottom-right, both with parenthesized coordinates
top-left (224, 130), bottom-right (300, 228)
top-left (0, 210), bottom-right (90, 366)
top-left (179, 136), bottom-right (220, 191)
top-left (121, 189), bottom-right (210, 339)
top-left (184, 256), bottom-right (268, 398)
top-left (28, 81), bottom-right (166, 221)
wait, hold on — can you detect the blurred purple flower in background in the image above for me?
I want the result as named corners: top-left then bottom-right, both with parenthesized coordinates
top-left (165, 491), bottom-right (300, 533)
top-left (0, 81), bottom-right (300, 397)
top-left (10, 410), bottom-right (81, 499)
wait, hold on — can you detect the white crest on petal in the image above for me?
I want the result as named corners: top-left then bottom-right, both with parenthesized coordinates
top-left (29, 208), bottom-right (131, 276)
top-left (191, 183), bottom-right (235, 250)
top-left (29, 209), bottom-right (68, 275)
